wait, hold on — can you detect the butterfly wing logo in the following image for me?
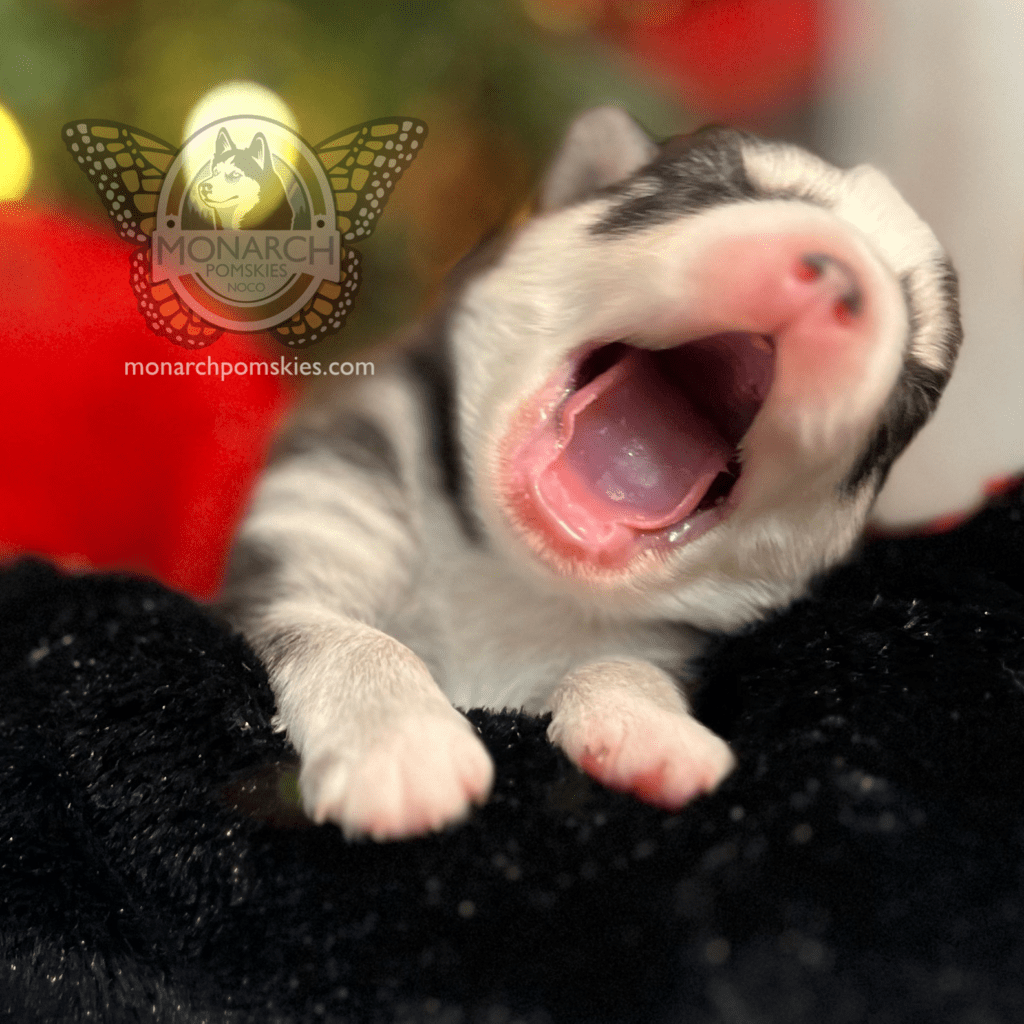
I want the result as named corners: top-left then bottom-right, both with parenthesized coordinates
top-left (62, 121), bottom-right (218, 348)
top-left (62, 117), bottom-right (426, 349)
top-left (274, 119), bottom-right (425, 347)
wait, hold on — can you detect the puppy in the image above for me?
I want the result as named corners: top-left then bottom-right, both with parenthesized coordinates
top-left (220, 108), bottom-right (961, 840)
top-left (197, 127), bottom-right (294, 231)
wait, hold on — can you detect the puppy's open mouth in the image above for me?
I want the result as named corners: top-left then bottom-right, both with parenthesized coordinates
top-left (502, 333), bottom-right (775, 567)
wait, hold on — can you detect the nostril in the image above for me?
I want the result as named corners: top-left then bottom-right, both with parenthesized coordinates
top-left (834, 299), bottom-right (856, 326)
top-left (796, 254), bottom-right (826, 281)
top-left (798, 252), bottom-right (862, 321)
top-left (837, 289), bottom-right (862, 320)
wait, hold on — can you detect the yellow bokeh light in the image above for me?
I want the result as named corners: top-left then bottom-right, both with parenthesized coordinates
top-left (180, 81), bottom-right (300, 196)
top-left (0, 104), bottom-right (33, 201)
top-left (182, 80), bottom-right (299, 144)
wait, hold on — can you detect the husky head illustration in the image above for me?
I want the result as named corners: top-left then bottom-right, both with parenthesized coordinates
top-left (197, 128), bottom-right (294, 231)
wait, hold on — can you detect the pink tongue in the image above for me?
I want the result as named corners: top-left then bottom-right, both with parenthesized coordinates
top-left (535, 349), bottom-right (733, 551)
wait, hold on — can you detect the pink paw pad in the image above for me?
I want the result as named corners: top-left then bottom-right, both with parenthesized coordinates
top-left (570, 716), bottom-right (733, 810)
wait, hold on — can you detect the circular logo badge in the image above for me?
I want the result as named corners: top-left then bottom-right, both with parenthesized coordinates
top-left (152, 115), bottom-right (341, 332)
top-left (64, 113), bottom-right (426, 348)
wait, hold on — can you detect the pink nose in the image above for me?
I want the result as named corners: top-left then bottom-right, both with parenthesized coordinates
top-left (770, 245), bottom-right (876, 400)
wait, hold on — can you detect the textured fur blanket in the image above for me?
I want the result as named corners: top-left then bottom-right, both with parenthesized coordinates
top-left (3, 483), bottom-right (1024, 1023)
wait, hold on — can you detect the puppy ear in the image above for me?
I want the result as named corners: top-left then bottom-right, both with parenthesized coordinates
top-left (538, 106), bottom-right (658, 213)
top-left (248, 133), bottom-right (271, 172)
top-left (214, 128), bottom-right (234, 161)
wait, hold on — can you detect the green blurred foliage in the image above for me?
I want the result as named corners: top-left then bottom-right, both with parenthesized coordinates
top-left (0, 0), bottom-right (686, 355)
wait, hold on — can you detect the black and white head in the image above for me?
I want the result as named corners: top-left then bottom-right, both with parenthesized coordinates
top-left (447, 107), bottom-right (961, 631)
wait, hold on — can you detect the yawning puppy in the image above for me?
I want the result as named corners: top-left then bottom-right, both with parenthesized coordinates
top-left (221, 108), bottom-right (962, 840)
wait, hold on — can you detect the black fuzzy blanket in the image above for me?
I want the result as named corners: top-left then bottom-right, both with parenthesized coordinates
top-left (3, 485), bottom-right (1024, 1024)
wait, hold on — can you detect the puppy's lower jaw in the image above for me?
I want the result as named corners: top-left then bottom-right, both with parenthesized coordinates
top-left (544, 659), bottom-right (735, 808)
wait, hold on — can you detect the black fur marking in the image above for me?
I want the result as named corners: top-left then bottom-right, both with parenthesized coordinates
top-left (842, 260), bottom-right (962, 494)
top-left (405, 342), bottom-right (483, 545)
top-left (592, 127), bottom-right (758, 236)
top-left (270, 414), bottom-right (401, 481)
top-left (934, 258), bottom-right (964, 368)
top-left (401, 232), bottom-right (517, 547)
top-left (220, 542), bottom-right (285, 627)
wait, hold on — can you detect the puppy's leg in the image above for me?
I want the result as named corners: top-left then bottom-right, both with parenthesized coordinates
top-left (221, 397), bottom-right (493, 840)
top-left (544, 660), bottom-right (734, 807)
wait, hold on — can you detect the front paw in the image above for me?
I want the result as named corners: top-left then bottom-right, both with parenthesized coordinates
top-left (301, 706), bottom-right (494, 841)
top-left (546, 660), bottom-right (735, 809)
